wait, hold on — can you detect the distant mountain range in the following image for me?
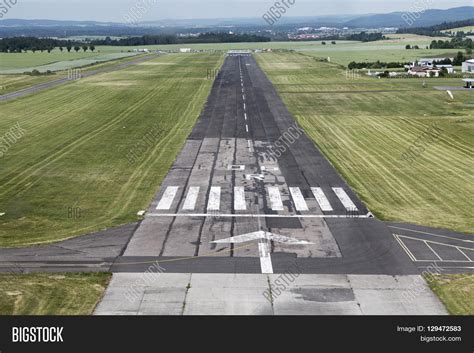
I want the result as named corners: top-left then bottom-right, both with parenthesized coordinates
top-left (0, 6), bottom-right (473, 37)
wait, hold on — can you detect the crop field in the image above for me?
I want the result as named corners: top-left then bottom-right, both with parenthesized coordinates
top-left (0, 53), bottom-right (223, 247)
top-left (0, 273), bottom-right (111, 315)
top-left (256, 52), bottom-right (473, 234)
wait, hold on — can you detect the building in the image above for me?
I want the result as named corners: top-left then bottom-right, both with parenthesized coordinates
top-left (462, 59), bottom-right (474, 73)
top-left (179, 48), bottom-right (192, 53)
top-left (434, 64), bottom-right (454, 74)
top-left (408, 66), bottom-right (441, 77)
top-left (418, 58), bottom-right (453, 67)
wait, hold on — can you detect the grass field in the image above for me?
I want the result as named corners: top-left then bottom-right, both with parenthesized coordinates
top-left (256, 52), bottom-right (473, 234)
top-left (0, 53), bottom-right (223, 247)
top-left (0, 273), bottom-right (111, 315)
top-left (428, 275), bottom-right (474, 315)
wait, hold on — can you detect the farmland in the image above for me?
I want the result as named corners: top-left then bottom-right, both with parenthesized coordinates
top-left (0, 53), bottom-right (223, 247)
top-left (256, 51), bottom-right (473, 234)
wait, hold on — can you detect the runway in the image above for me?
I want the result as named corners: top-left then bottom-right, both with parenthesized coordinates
top-left (122, 54), bottom-right (415, 275)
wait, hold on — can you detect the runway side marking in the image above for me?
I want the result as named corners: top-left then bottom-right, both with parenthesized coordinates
top-left (245, 125), bottom-right (249, 133)
top-left (148, 213), bottom-right (373, 219)
top-left (243, 103), bottom-right (246, 110)
top-left (156, 186), bottom-right (179, 210)
top-left (394, 234), bottom-right (474, 263)
top-left (333, 187), bottom-right (358, 211)
top-left (387, 226), bottom-right (474, 243)
top-left (289, 187), bottom-right (309, 211)
top-left (207, 186), bottom-right (221, 211)
top-left (311, 187), bottom-right (333, 212)
top-left (234, 187), bottom-right (247, 211)
top-left (244, 113), bottom-right (248, 120)
top-left (182, 187), bottom-right (200, 211)
top-left (396, 234), bottom-right (474, 252)
top-left (393, 234), bottom-right (417, 262)
top-left (267, 187), bottom-right (284, 211)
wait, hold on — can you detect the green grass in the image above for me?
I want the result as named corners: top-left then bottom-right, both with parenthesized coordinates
top-left (427, 275), bottom-right (474, 315)
top-left (0, 273), bottom-right (111, 315)
top-left (442, 26), bottom-right (474, 33)
top-left (256, 52), bottom-right (473, 234)
top-left (0, 53), bottom-right (223, 247)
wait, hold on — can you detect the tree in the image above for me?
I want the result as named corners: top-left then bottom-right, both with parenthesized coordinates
top-left (405, 44), bottom-right (411, 49)
top-left (321, 41), bottom-right (326, 45)
top-left (89, 45), bottom-right (95, 52)
top-left (331, 41), bottom-right (336, 45)
top-left (74, 46), bottom-right (80, 52)
top-left (59, 47), bottom-right (63, 52)
top-left (82, 45), bottom-right (88, 52)
top-left (66, 45), bottom-right (72, 52)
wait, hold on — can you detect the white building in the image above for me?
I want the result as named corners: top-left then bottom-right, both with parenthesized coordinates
top-left (179, 48), bottom-right (192, 53)
top-left (462, 59), bottom-right (474, 73)
top-left (434, 64), bottom-right (455, 74)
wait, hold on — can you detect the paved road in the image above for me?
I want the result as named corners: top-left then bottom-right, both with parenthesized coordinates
top-left (0, 54), bottom-right (158, 102)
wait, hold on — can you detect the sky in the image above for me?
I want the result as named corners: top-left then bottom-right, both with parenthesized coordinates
top-left (3, 0), bottom-right (472, 22)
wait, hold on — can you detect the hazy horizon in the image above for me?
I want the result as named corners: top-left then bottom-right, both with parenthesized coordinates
top-left (2, 1), bottom-right (472, 23)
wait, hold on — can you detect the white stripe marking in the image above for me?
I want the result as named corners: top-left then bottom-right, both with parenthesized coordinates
top-left (289, 187), bottom-right (309, 211)
top-left (156, 186), bottom-right (179, 210)
top-left (148, 213), bottom-right (373, 219)
top-left (311, 187), bottom-right (333, 212)
top-left (182, 187), bottom-right (199, 211)
top-left (268, 187), bottom-right (284, 211)
top-left (333, 187), bottom-right (358, 211)
top-left (207, 187), bottom-right (221, 211)
top-left (243, 103), bottom-right (246, 110)
top-left (245, 125), bottom-right (249, 132)
top-left (258, 240), bottom-right (273, 274)
top-left (244, 113), bottom-right (248, 120)
top-left (234, 187), bottom-right (246, 211)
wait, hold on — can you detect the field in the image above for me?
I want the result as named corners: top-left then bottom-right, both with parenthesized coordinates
top-left (256, 52), bottom-right (473, 234)
top-left (0, 273), bottom-right (111, 315)
top-left (428, 275), bottom-right (474, 315)
top-left (0, 53), bottom-right (223, 247)
top-left (443, 26), bottom-right (474, 33)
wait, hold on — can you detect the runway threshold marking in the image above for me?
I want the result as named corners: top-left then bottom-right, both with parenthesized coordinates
top-left (311, 187), bottom-right (333, 212)
top-left (148, 213), bottom-right (373, 219)
top-left (182, 187), bottom-right (200, 211)
top-left (289, 187), bottom-right (309, 211)
top-left (234, 187), bottom-right (247, 211)
top-left (333, 187), bottom-right (358, 211)
top-left (207, 187), bottom-right (221, 211)
top-left (156, 186), bottom-right (179, 210)
top-left (267, 186), bottom-right (284, 211)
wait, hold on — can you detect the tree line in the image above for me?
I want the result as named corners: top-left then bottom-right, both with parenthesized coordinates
top-left (91, 33), bottom-right (271, 46)
top-left (0, 37), bottom-right (96, 53)
top-left (397, 19), bottom-right (474, 37)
